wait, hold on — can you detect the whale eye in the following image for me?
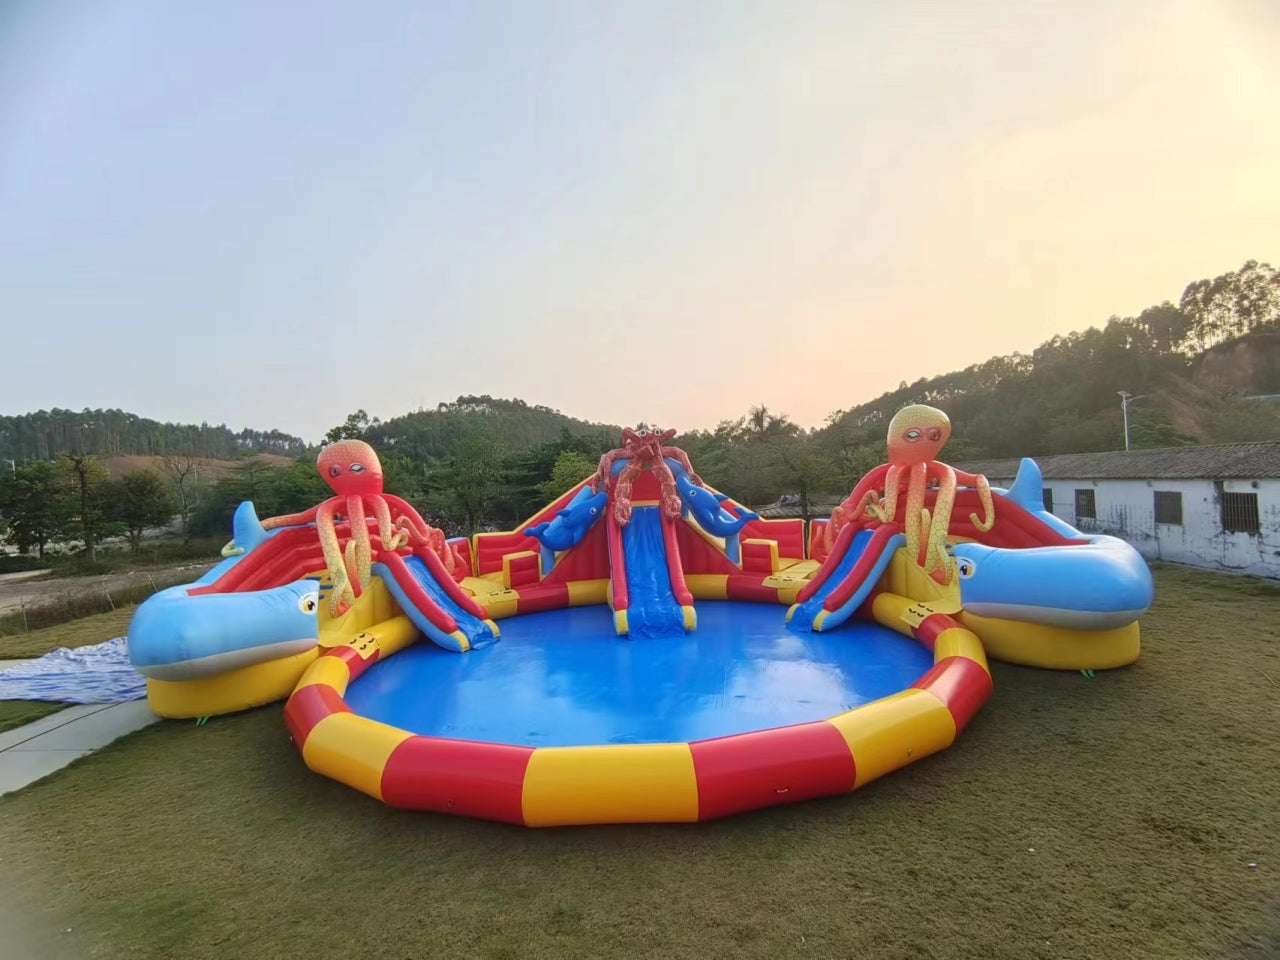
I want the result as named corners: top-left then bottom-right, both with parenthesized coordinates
top-left (328, 464), bottom-right (343, 478)
top-left (904, 429), bottom-right (922, 442)
top-left (589, 507), bottom-right (597, 515)
top-left (298, 592), bottom-right (319, 614)
top-left (956, 557), bottom-right (977, 579)
top-left (349, 463), bottom-right (366, 474)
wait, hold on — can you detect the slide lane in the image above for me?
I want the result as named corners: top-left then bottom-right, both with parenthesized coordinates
top-left (607, 506), bottom-right (695, 638)
top-left (376, 550), bottom-right (499, 653)
top-left (788, 525), bottom-right (906, 632)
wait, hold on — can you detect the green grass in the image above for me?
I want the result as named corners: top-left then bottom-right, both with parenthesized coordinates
top-left (0, 700), bottom-right (67, 734)
top-left (1, 565), bottom-right (1277, 960)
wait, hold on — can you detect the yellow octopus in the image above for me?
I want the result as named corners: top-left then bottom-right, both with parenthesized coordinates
top-left (827, 405), bottom-right (994, 584)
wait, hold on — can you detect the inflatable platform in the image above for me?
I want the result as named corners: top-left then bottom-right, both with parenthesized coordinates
top-left (126, 408), bottom-right (1154, 826)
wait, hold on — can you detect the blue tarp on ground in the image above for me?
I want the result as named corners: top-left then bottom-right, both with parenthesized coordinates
top-left (0, 638), bottom-right (147, 703)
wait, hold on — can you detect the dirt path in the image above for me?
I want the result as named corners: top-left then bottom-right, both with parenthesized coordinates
top-left (0, 563), bottom-right (216, 615)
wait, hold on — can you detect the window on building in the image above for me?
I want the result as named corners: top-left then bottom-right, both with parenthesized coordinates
top-left (1042, 488), bottom-right (1054, 512)
top-left (1218, 485), bottom-right (1260, 536)
top-left (1074, 488), bottom-right (1096, 520)
top-left (1153, 491), bottom-right (1182, 525)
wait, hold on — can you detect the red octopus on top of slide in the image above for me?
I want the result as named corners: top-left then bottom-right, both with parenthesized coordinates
top-left (257, 439), bottom-right (460, 616)
top-left (592, 427), bottom-right (704, 526)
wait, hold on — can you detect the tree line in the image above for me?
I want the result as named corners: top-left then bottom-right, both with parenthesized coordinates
top-left (0, 409), bottom-right (306, 463)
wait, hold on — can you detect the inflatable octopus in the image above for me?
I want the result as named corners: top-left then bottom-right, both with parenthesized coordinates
top-left (826, 405), bottom-right (994, 583)
top-left (593, 427), bottom-right (703, 526)
top-left (256, 439), bottom-right (459, 616)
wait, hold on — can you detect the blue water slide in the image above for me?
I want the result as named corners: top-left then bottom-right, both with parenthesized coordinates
top-left (789, 528), bottom-right (905, 633)
top-left (374, 555), bottom-right (497, 651)
top-left (621, 507), bottom-right (687, 639)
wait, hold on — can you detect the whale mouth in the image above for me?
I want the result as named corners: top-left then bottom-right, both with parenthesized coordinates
top-left (133, 637), bottom-right (319, 682)
top-left (963, 602), bottom-right (1145, 631)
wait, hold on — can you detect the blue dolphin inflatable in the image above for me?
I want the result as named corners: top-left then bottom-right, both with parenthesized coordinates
top-left (526, 485), bottom-right (609, 571)
top-left (676, 474), bottom-right (758, 537)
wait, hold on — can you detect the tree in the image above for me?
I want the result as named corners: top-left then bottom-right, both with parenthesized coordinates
top-left (324, 409), bottom-right (376, 444)
top-left (0, 461), bottom-right (65, 557)
top-left (106, 471), bottom-right (176, 552)
top-left (766, 433), bottom-right (841, 521)
top-left (537, 451), bottom-right (598, 503)
top-left (426, 427), bottom-right (510, 534)
top-left (160, 453), bottom-right (205, 546)
top-left (56, 454), bottom-right (111, 561)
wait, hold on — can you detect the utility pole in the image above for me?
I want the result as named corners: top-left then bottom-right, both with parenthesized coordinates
top-left (1117, 391), bottom-right (1144, 451)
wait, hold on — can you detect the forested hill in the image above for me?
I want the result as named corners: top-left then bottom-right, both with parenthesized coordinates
top-left (0, 409), bottom-right (307, 462)
top-left (819, 259), bottom-right (1280, 460)
top-left (337, 396), bottom-right (623, 459)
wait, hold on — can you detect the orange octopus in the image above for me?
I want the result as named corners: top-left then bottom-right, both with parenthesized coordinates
top-left (259, 439), bottom-right (458, 615)
top-left (825, 405), bottom-right (994, 583)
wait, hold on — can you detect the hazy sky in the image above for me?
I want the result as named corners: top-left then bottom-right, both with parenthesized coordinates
top-left (3, 1), bottom-right (1278, 443)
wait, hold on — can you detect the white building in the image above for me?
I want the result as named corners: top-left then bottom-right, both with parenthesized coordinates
top-left (957, 442), bottom-right (1280, 579)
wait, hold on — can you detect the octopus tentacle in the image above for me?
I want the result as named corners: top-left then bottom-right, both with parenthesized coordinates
top-left (594, 450), bottom-right (623, 493)
top-left (613, 462), bottom-right (641, 525)
top-left (346, 495), bottom-right (371, 598)
top-left (866, 464), bottom-right (905, 524)
top-left (923, 462), bottom-right (958, 583)
top-left (316, 500), bottom-right (355, 617)
top-left (260, 505), bottom-right (320, 531)
top-left (904, 462), bottom-right (929, 565)
top-left (655, 463), bottom-right (682, 518)
top-left (660, 446), bottom-right (702, 488)
top-left (368, 494), bottom-right (408, 551)
top-left (954, 468), bottom-right (995, 532)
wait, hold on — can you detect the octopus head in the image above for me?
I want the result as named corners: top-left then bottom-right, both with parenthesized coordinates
top-left (886, 405), bottom-right (951, 465)
top-left (621, 427), bottom-right (676, 457)
top-left (317, 439), bottom-right (384, 496)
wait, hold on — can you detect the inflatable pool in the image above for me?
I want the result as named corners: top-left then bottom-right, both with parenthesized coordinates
top-left (127, 406), bottom-right (1154, 826)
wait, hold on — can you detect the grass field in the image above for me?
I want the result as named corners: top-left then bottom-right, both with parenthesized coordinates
top-left (0, 565), bottom-right (1277, 959)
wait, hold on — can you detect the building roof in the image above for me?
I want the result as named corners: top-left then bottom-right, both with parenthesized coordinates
top-left (753, 495), bottom-right (844, 519)
top-left (954, 440), bottom-right (1280, 481)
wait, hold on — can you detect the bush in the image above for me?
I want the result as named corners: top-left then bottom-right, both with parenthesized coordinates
top-left (0, 566), bottom-right (211, 636)
top-left (0, 554), bottom-right (51, 575)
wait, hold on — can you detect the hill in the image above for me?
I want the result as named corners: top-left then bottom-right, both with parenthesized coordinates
top-left (817, 260), bottom-right (1280, 462)
top-left (354, 395), bottom-right (623, 460)
top-left (0, 409), bottom-right (306, 463)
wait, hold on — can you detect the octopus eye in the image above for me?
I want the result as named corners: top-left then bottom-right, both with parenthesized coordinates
top-left (927, 427), bottom-right (942, 442)
top-left (904, 429), bottom-right (922, 442)
top-left (297, 592), bottom-right (319, 614)
top-left (956, 558), bottom-right (977, 579)
top-left (328, 464), bottom-right (343, 478)
top-left (349, 463), bottom-right (366, 474)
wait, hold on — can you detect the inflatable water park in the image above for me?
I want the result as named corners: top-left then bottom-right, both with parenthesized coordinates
top-left (125, 405), bottom-right (1154, 827)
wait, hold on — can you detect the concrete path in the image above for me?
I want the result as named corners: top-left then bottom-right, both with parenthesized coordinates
top-left (0, 699), bottom-right (159, 797)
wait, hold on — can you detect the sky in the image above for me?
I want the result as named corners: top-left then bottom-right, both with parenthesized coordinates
top-left (3, 0), bottom-right (1279, 443)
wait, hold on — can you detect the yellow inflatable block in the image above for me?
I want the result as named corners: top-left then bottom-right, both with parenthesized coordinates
top-left (959, 612), bottom-right (1141, 671)
top-left (934, 627), bottom-right (989, 674)
top-left (522, 744), bottom-right (699, 826)
top-left (301, 713), bottom-right (412, 802)
top-left (296, 655), bottom-right (352, 696)
top-left (567, 579), bottom-right (609, 606)
top-left (685, 574), bottom-right (729, 600)
top-left (828, 689), bottom-right (956, 788)
top-left (145, 648), bottom-right (319, 719)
